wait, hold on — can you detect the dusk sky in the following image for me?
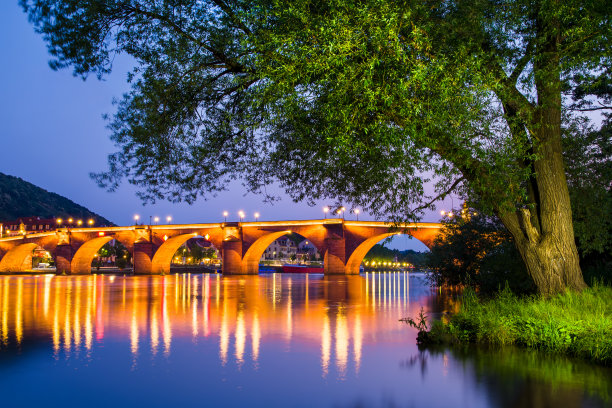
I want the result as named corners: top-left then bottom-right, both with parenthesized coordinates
top-left (0, 2), bottom-right (453, 251)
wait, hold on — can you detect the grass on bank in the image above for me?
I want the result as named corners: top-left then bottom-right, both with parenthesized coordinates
top-left (422, 284), bottom-right (612, 366)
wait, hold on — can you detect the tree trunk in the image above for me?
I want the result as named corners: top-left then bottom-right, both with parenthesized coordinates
top-left (495, 3), bottom-right (587, 296)
top-left (501, 208), bottom-right (586, 296)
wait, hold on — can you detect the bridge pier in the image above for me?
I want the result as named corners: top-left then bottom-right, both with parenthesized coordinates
top-left (222, 240), bottom-right (244, 275)
top-left (54, 244), bottom-right (73, 275)
top-left (324, 237), bottom-right (347, 274)
top-left (133, 242), bottom-right (154, 274)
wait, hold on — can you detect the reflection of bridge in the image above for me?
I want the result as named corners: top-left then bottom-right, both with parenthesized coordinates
top-left (0, 219), bottom-right (441, 275)
top-left (0, 273), bottom-right (444, 378)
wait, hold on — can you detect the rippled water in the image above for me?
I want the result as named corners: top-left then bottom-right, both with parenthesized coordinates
top-left (0, 273), bottom-right (609, 408)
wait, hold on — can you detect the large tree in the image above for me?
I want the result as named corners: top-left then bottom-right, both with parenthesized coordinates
top-left (21, 0), bottom-right (610, 294)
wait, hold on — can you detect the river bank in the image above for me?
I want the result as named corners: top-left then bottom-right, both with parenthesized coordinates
top-left (420, 284), bottom-right (612, 366)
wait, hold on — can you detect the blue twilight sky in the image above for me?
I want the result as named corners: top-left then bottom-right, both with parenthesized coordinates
top-left (0, 2), bottom-right (454, 250)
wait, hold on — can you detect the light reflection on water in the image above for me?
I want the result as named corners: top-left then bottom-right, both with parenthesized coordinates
top-left (0, 272), bottom-right (609, 408)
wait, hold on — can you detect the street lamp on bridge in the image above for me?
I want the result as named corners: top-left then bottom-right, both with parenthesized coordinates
top-left (238, 211), bottom-right (245, 222)
top-left (223, 211), bottom-right (228, 222)
top-left (254, 212), bottom-right (260, 221)
top-left (134, 214), bottom-right (140, 225)
top-left (323, 206), bottom-right (329, 219)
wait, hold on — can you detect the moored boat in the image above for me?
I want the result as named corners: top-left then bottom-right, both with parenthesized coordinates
top-left (282, 264), bottom-right (324, 273)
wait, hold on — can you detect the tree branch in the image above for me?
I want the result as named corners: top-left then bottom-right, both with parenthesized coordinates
top-left (211, 0), bottom-right (253, 34)
top-left (509, 39), bottom-right (534, 84)
top-left (125, 5), bottom-right (249, 74)
top-left (411, 176), bottom-right (465, 213)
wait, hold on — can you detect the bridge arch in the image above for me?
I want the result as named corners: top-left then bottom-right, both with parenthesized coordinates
top-left (151, 233), bottom-right (207, 274)
top-left (71, 236), bottom-right (115, 274)
top-left (242, 230), bottom-right (323, 274)
top-left (345, 232), bottom-right (432, 274)
top-left (0, 243), bottom-right (39, 272)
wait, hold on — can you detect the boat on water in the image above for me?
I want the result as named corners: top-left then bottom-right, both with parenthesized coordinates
top-left (282, 264), bottom-right (324, 273)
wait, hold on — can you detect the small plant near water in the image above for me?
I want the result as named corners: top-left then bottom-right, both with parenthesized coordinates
top-left (400, 307), bottom-right (429, 331)
top-left (400, 307), bottom-right (435, 345)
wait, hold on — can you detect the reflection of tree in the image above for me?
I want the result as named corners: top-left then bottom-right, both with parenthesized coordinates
top-left (419, 347), bottom-right (611, 407)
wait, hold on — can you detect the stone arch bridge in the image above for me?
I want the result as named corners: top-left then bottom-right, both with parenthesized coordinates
top-left (0, 219), bottom-right (441, 275)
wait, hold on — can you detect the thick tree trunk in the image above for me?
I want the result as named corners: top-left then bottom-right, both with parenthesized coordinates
top-left (494, 3), bottom-right (587, 296)
top-left (501, 208), bottom-right (586, 296)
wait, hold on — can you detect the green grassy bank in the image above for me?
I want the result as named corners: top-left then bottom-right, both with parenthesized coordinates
top-left (422, 284), bottom-right (612, 366)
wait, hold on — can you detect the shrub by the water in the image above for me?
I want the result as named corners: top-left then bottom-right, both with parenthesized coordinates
top-left (422, 284), bottom-right (612, 365)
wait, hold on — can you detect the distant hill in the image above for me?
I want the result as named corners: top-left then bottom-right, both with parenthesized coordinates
top-left (0, 172), bottom-right (113, 225)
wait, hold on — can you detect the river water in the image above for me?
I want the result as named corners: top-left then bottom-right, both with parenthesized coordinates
top-left (0, 272), bottom-right (609, 408)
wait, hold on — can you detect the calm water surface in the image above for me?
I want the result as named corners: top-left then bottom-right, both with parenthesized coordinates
top-left (0, 272), bottom-right (609, 408)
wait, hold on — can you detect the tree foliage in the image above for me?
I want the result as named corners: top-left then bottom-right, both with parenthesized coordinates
top-left (21, 0), bottom-right (611, 293)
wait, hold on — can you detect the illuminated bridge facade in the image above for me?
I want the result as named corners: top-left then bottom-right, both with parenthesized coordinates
top-left (0, 219), bottom-right (441, 275)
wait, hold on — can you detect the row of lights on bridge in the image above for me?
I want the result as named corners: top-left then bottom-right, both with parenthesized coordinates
top-left (133, 215), bottom-right (173, 225)
top-left (129, 207), bottom-right (363, 225)
top-left (56, 218), bottom-right (95, 226)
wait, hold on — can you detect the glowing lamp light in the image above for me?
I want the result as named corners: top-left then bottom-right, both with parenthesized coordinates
top-left (166, 216), bottom-right (172, 223)
top-left (205, 234), bottom-right (210, 240)
top-left (88, 219), bottom-right (94, 226)
top-left (154, 216), bottom-right (160, 223)
top-left (56, 218), bottom-right (62, 224)
top-left (98, 232), bottom-right (105, 237)
top-left (254, 212), bottom-right (260, 221)
top-left (77, 220), bottom-right (83, 226)
top-left (448, 212), bottom-right (454, 218)
top-left (68, 218), bottom-right (73, 223)
top-left (440, 210), bottom-right (446, 215)
top-left (163, 235), bottom-right (169, 241)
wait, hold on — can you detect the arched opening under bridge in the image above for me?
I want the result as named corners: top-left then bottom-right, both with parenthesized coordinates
top-left (242, 231), bottom-right (323, 274)
top-left (0, 243), bottom-right (39, 272)
top-left (152, 234), bottom-right (219, 274)
top-left (71, 236), bottom-right (115, 274)
top-left (345, 232), bottom-right (432, 275)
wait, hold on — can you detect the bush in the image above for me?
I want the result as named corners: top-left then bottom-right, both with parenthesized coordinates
top-left (420, 284), bottom-right (612, 365)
